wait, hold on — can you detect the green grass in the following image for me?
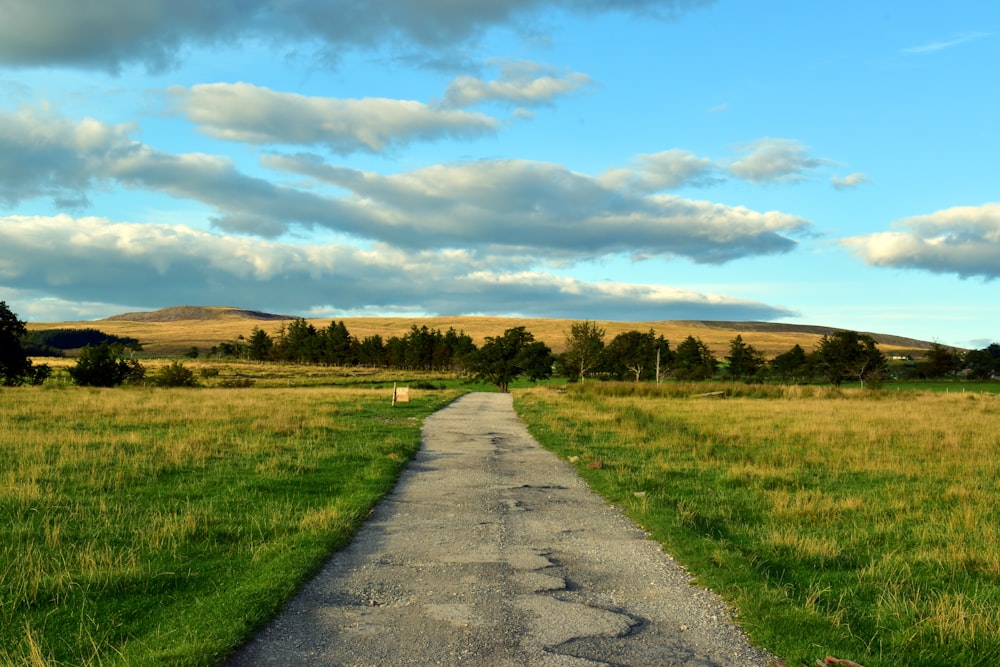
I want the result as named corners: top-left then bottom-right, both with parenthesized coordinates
top-left (0, 384), bottom-right (463, 666)
top-left (515, 382), bottom-right (1000, 666)
top-left (885, 379), bottom-right (999, 393)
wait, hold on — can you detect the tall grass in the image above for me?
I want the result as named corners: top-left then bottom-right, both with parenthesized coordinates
top-left (515, 382), bottom-right (1000, 666)
top-left (0, 384), bottom-right (461, 666)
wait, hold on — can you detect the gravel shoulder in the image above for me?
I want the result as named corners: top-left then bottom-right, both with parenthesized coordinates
top-left (225, 392), bottom-right (777, 666)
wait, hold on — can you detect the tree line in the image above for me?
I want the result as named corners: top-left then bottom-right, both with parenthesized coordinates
top-left (214, 317), bottom-right (998, 389)
top-left (20, 328), bottom-right (141, 356)
top-left (216, 320), bottom-right (479, 371)
top-left (558, 321), bottom-right (896, 388)
top-left (3, 301), bottom-right (998, 390)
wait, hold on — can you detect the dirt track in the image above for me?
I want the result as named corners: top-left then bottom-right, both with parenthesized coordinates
top-left (225, 392), bottom-right (776, 666)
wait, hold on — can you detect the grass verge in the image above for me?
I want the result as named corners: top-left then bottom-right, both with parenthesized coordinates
top-left (515, 382), bottom-right (1000, 666)
top-left (0, 384), bottom-right (462, 666)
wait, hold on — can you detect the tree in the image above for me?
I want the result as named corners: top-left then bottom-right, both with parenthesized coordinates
top-left (68, 343), bottom-right (145, 387)
top-left (725, 334), bottom-right (765, 381)
top-left (964, 343), bottom-right (1000, 379)
top-left (919, 342), bottom-right (963, 378)
top-left (357, 334), bottom-right (386, 367)
top-left (810, 330), bottom-right (887, 388)
top-left (602, 329), bottom-right (662, 382)
top-left (439, 327), bottom-right (476, 374)
top-left (247, 327), bottom-right (274, 362)
top-left (275, 318), bottom-right (321, 363)
top-left (517, 340), bottom-right (555, 385)
top-left (471, 327), bottom-right (553, 392)
top-left (673, 336), bottom-right (718, 380)
top-left (770, 344), bottom-right (809, 383)
top-left (403, 325), bottom-right (436, 370)
top-left (322, 320), bottom-right (354, 365)
top-left (561, 320), bottom-right (605, 382)
top-left (0, 301), bottom-right (50, 386)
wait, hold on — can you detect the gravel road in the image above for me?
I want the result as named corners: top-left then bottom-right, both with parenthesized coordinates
top-left (224, 392), bottom-right (778, 666)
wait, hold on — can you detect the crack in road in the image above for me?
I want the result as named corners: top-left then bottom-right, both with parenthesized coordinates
top-left (225, 393), bottom-right (776, 666)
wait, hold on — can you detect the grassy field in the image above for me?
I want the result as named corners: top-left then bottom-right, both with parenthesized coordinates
top-left (0, 383), bottom-right (463, 666)
top-left (515, 382), bottom-right (1000, 666)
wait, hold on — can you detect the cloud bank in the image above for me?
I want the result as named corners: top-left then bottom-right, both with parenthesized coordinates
top-left (0, 0), bottom-right (714, 72)
top-left (0, 215), bottom-right (793, 322)
top-left (2, 107), bottom-right (810, 264)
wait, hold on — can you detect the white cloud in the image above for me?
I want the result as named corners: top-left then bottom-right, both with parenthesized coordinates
top-left (266, 154), bottom-right (809, 262)
top-left (842, 203), bottom-right (1000, 279)
top-left (902, 31), bottom-right (991, 55)
top-left (168, 83), bottom-right (498, 153)
top-left (442, 61), bottom-right (593, 107)
top-left (831, 172), bottom-right (870, 190)
top-left (727, 138), bottom-right (827, 184)
top-left (598, 149), bottom-right (717, 193)
top-left (0, 214), bottom-right (792, 322)
top-left (0, 105), bottom-right (135, 207)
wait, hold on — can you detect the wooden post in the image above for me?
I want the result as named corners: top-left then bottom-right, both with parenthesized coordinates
top-left (391, 383), bottom-right (410, 406)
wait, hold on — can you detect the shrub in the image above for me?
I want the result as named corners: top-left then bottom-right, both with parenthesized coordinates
top-left (219, 377), bottom-right (255, 388)
top-left (152, 361), bottom-right (199, 388)
top-left (68, 344), bottom-right (145, 387)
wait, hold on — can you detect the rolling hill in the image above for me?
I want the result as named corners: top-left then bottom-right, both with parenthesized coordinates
top-left (26, 305), bottom-right (940, 358)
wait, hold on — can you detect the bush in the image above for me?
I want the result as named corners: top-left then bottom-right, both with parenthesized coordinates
top-left (152, 361), bottom-right (199, 388)
top-left (412, 381), bottom-right (445, 390)
top-left (68, 344), bottom-right (145, 387)
top-left (219, 377), bottom-right (255, 388)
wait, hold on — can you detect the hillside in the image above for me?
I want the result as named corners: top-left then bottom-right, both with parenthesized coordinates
top-left (103, 305), bottom-right (291, 322)
top-left (27, 306), bottom-right (939, 359)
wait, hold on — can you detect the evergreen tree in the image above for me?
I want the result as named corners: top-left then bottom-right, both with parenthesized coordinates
top-left (673, 336), bottom-right (718, 380)
top-left (726, 334), bottom-right (765, 381)
top-left (247, 327), bottom-right (274, 362)
top-left (770, 344), bottom-right (810, 383)
top-left (357, 334), bottom-right (386, 367)
top-left (322, 320), bottom-right (354, 365)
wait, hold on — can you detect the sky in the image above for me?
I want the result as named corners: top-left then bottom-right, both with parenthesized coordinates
top-left (1, 1), bottom-right (998, 349)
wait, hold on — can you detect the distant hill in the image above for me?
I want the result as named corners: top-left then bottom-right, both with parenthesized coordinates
top-left (678, 321), bottom-right (935, 351)
top-left (27, 306), bottom-right (943, 358)
top-left (103, 306), bottom-right (292, 322)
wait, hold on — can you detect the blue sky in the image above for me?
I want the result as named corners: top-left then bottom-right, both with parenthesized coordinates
top-left (1, 1), bottom-right (997, 348)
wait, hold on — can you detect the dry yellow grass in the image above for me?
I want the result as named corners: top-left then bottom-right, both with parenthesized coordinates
top-left (26, 307), bottom-right (930, 358)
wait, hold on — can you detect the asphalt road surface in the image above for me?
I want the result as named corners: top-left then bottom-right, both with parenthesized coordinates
top-left (225, 392), bottom-right (777, 666)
